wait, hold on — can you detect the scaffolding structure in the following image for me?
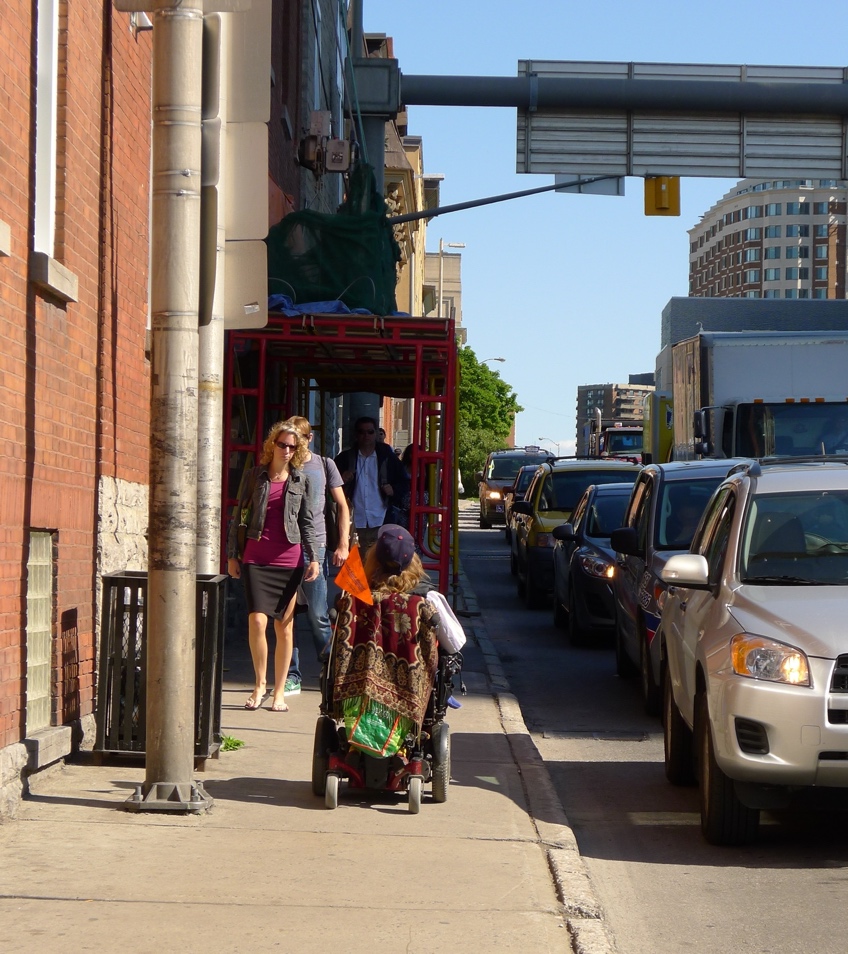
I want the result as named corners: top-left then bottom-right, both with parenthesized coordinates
top-left (223, 311), bottom-right (459, 595)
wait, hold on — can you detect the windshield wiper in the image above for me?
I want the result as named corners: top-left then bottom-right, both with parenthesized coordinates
top-left (742, 575), bottom-right (828, 585)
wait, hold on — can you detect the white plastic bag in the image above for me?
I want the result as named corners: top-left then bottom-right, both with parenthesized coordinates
top-left (425, 590), bottom-right (467, 653)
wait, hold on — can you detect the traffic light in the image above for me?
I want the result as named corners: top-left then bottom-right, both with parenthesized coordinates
top-left (644, 176), bottom-right (680, 216)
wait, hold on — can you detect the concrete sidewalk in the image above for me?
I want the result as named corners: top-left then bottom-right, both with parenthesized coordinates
top-left (0, 570), bottom-right (614, 954)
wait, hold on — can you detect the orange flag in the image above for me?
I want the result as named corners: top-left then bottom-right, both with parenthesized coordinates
top-left (334, 544), bottom-right (373, 605)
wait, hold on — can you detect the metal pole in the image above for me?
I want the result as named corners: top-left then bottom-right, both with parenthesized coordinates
top-left (196, 16), bottom-right (227, 576)
top-left (388, 176), bottom-right (615, 225)
top-left (400, 73), bottom-right (848, 116)
top-left (438, 237), bottom-right (444, 319)
top-left (127, 0), bottom-right (211, 813)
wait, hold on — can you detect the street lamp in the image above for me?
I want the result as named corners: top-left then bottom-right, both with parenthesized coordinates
top-left (539, 436), bottom-right (560, 455)
top-left (438, 238), bottom-right (465, 318)
top-left (482, 357), bottom-right (506, 364)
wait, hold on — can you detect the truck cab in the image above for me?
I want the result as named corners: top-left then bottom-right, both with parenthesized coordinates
top-left (695, 401), bottom-right (848, 458)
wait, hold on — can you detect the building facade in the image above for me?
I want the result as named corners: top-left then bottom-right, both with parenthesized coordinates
top-left (688, 178), bottom-right (848, 301)
top-left (0, 1), bottom-right (154, 813)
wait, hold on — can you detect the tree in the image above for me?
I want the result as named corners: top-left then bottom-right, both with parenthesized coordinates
top-left (457, 346), bottom-right (522, 493)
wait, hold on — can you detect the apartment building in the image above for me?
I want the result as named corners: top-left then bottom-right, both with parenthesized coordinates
top-left (689, 178), bottom-right (848, 300)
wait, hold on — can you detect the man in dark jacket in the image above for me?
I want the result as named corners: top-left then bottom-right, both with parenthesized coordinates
top-left (335, 416), bottom-right (406, 551)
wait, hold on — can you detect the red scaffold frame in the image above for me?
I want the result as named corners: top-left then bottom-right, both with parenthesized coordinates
top-left (222, 311), bottom-right (459, 596)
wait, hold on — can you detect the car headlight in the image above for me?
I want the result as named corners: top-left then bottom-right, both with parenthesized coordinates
top-left (535, 533), bottom-right (557, 548)
top-left (730, 634), bottom-right (811, 686)
top-left (486, 490), bottom-right (502, 500)
top-left (578, 554), bottom-right (615, 579)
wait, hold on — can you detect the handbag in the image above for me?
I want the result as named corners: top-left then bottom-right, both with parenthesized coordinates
top-left (323, 456), bottom-right (340, 552)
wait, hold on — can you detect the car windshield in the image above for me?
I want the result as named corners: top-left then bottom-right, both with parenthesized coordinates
top-left (735, 402), bottom-right (848, 457)
top-left (740, 490), bottom-right (848, 585)
top-left (515, 468), bottom-right (536, 492)
top-left (605, 432), bottom-right (642, 453)
top-left (489, 456), bottom-right (544, 480)
top-left (585, 494), bottom-right (630, 539)
top-left (656, 477), bottom-right (723, 550)
top-left (544, 470), bottom-right (638, 512)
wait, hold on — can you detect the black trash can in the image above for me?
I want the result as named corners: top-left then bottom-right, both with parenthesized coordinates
top-left (94, 572), bottom-right (227, 764)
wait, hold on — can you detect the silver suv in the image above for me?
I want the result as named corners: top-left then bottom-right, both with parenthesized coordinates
top-left (660, 458), bottom-right (848, 845)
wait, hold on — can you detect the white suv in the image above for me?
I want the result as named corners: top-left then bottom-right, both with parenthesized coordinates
top-left (659, 459), bottom-right (848, 845)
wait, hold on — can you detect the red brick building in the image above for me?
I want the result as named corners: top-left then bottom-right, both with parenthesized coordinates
top-left (0, 1), bottom-right (152, 811)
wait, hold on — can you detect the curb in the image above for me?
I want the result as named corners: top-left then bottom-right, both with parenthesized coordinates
top-left (458, 565), bottom-right (618, 954)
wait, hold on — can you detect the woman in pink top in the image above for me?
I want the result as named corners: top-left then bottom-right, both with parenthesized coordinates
top-left (227, 422), bottom-right (320, 711)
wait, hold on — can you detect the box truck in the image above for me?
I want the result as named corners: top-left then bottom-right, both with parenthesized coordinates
top-left (671, 331), bottom-right (848, 460)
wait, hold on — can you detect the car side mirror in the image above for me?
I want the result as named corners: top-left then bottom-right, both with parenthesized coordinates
top-left (552, 523), bottom-right (576, 542)
top-left (512, 500), bottom-right (533, 516)
top-left (661, 553), bottom-right (711, 589)
top-left (475, 471), bottom-right (484, 483)
top-left (610, 526), bottom-right (640, 557)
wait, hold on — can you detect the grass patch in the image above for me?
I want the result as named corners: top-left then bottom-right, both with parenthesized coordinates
top-left (220, 735), bottom-right (245, 752)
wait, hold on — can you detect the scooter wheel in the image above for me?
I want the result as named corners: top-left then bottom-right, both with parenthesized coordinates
top-left (408, 775), bottom-right (422, 814)
top-left (325, 773), bottom-right (340, 810)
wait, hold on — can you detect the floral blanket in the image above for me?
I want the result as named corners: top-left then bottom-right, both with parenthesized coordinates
top-left (332, 590), bottom-right (438, 729)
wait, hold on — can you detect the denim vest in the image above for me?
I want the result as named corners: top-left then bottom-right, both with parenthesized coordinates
top-left (227, 465), bottom-right (319, 563)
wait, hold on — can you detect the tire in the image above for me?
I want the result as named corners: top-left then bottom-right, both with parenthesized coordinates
top-left (479, 507), bottom-right (491, 530)
top-left (325, 773), bottom-right (340, 810)
top-left (504, 525), bottom-right (511, 545)
top-left (509, 548), bottom-right (518, 577)
top-left (663, 665), bottom-right (695, 786)
top-left (408, 775), bottom-right (422, 814)
top-left (615, 616), bottom-right (637, 678)
top-left (696, 692), bottom-right (759, 845)
top-left (311, 716), bottom-right (337, 796)
top-left (431, 723), bottom-right (450, 803)
top-left (640, 623), bottom-right (661, 716)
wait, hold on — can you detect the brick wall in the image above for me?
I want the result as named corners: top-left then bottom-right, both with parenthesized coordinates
top-left (0, 2), bottom-right (152, 754)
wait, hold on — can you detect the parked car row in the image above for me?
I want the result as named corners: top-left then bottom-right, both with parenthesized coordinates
top-left (480, 448), bottom-right (848, 846)
top-left (508, 456), bottom-right (641, 608)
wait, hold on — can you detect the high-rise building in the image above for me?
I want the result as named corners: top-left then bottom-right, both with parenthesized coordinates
top-left (688, 178), bottom-right (847, 301)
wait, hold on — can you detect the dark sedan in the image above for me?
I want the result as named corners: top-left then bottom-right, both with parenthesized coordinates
top-left (551, 483), bottom-right (633, 645)
top-left (504, 464), bottom-right (540, 545)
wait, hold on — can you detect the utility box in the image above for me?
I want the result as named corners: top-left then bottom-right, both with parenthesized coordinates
top-left (94, 572), bottom-right (227, 766)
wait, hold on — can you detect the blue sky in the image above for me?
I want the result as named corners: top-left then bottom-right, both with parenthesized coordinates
top-left (362, 0), bottom-right (848, 452)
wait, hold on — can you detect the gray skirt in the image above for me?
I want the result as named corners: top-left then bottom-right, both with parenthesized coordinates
top-left (242, 564), bottom-right (304, 619)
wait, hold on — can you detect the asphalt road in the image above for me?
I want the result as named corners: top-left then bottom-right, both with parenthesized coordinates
top-left (458, 501), bottom-right (848, 954)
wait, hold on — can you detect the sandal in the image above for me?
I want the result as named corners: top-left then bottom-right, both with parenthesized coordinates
top-left (244, 690), bottom-right (266, 710)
